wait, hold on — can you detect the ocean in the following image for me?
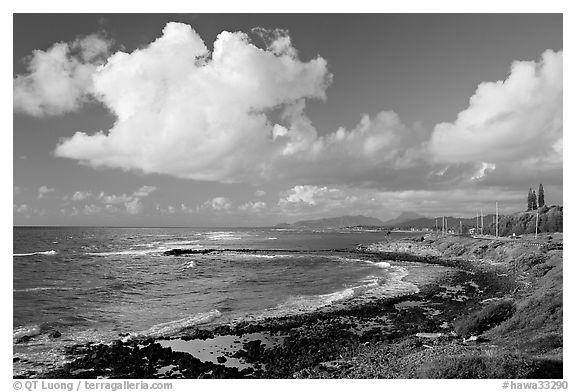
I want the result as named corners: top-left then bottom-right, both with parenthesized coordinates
top-left (13, 226), bottom-right (428, 375)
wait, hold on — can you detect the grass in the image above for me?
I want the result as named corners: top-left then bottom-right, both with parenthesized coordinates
top-left (417, 352), bottom-right (562, 379)
top-left (454, 300), bottom-right (515, 337)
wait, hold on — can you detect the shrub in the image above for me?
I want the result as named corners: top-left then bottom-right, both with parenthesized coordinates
top-left (417, 352), bottom-right (562, 379)
top-left (520, 333), bottom-right (563, 355)
top-left (454, 300), bottom-right (515, 337)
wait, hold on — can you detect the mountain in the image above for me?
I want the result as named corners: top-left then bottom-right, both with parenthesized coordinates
top-left (381, 212), bottom-right (426, 227)
top-left (277, 215), bottom-right (385, 229)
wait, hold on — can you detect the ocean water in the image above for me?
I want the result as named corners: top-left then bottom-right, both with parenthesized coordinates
top-left (13, 226), bottom-right (427, 375)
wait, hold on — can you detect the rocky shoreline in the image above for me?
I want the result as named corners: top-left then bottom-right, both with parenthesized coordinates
top-left (17, 234), bottom-right (563, 379)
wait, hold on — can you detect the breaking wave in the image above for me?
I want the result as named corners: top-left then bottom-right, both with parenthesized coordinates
top-left (86, 248), bottom-right (168, 256)
top-left (13, 325), bottom-right (41, 340)
top-left (138, 310), bottom-right (222, 338)
top-left (13, 250), bottom-right (57, 257)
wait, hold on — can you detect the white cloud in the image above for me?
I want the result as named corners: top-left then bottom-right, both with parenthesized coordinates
top-left (54, 23), bottom-right (331, 183)
top-left (200, 197), bottom-right (233, 212)
top-left (133, 185), bottom-right (157, 197)
top-left (38, 185), bottom-right (55, 199)
top-left (239, 201), bottom-right (267, 213)
top-left (14, 204), bottom-right (30, 214)
top-left (180, 204), bottom-right (195, 214)
top-left (429, 50), bottom-right (562, 165)
top-left (83, 204), bottom-right (102, 215)
top-left (14, 34), bottom-right (112, 116)
top-left (97, 192), bottom-right (132, 204)
top-left (64, 186), bottom-right (157, 216)
top-left (125, 198), bottom-right (143, 215)
top-left (16, 24), bottom-right (561, 201)
top-left (71, 191), bottom-right (92, 201)
top-left (254, 189), bottom-right (266, 197)
top-left (278, 185), bottom-right (335, 207)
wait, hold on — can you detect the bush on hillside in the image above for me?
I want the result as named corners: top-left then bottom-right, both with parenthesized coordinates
top-left (454, 300), bottom-right (515, 337)
top-left (417, 352), bottom-right (562, 379)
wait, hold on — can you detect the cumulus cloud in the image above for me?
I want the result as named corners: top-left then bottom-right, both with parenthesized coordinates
top-left (14, 33), bottom-right (113, 116)
top-left (278, 185), bottom-right (334, 206)
top-left (429, 50), bottom-right (562, 165)
top-left (239, 201), bottom-right (267, 213)
top-left (47, 21), bottom-right (433, 189)
top-left (14, 204), bottom-right (30, 214)
top-left (254, 189), bottom-right (266, 197)
top-left (38, 185), bottom-right (55, 199)
top-left (71, 191), bottom-right (92, 201)
top-left (55, 22), bottom-right (331, 182)
top-left (64, 185), bottom-right (157, 216)
top-left (200, 197), bottom-right (233, 212)
top-left (125, 198), bottom-right (144, 215)
top-left (267, 104), bottom-right (433, 187)
top-left (16, 23), bottom-right (561, 202)
top-left (133, 185), bottom-right (157, 197)
top-left (83, 204), bottom-right (103, 216)
top-left (97, 192), bottom-right (132, 204)
top-left (180, 204), bottom-right (196, 214)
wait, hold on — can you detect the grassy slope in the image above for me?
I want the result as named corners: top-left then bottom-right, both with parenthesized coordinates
top-left (307, 235), bottom-right (563, 378)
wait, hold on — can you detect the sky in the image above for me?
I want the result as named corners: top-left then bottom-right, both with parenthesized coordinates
top-left (12, 13), bottom-right (563, 226)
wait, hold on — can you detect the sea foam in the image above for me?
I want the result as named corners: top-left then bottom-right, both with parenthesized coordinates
top-left (13, 250), bottom-right (57, 257)
top-left (86, 248), bottom-right (168, 257)
top-left (139, 309), bottom-right (222, 338)
top-left (13, 325), bottom-right (41, 340)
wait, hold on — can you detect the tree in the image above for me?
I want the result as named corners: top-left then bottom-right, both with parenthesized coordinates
top-left (531, 189), bottom-right (538, 210)
top-left (538, 184), bottom-right (545, 208)
top-left (527, 188), bottom-right (535, 211)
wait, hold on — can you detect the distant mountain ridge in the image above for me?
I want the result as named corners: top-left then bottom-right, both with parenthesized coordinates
top-left (276, 215), bottom-right (385, 228)
top-left (381, 212), bottom-right (426, 227)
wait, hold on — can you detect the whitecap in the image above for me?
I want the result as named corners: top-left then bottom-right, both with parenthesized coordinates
top-left (13, 325), bottom-right (41, 340)
top-left (14, 286), bottom-right (75, 293)
top-left (330, 256), bottom-right (391, 268)
top-left (364, 260), bottom-right (391, 269)
top-left (363, 267), bottom-right (419, 297)
top-left (13, 250), bottom-right (57, 257)
top-left (86, 248), bottom-right (168, 256)
top-left (206, 232), bottom-right (242, 241)
top-left (139, 310), bottom-right (222, 338)
top-left (163, 240), bottom-right (201, 246)
top-left (265, 288), bottom-right (356, 318)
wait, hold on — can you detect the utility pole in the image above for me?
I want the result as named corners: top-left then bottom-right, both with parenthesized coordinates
top-left (481, 208), bottom-right (483, 235)
top-left (535, 209), bottom-right (539, 239)
top-left (496, 202), bottom-right (499, 237)
top-left (476, 210), bottom-right (479, 234)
